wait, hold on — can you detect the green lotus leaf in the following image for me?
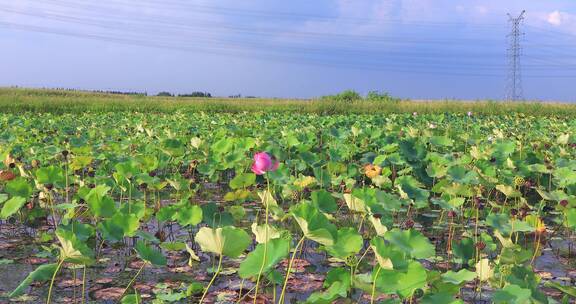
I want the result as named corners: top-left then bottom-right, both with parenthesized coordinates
top-left (492, 141), bottom-right (516, 160)
top-left (161, 138), bottom-right (185, 157)
top-left (486, 213), bottom-right (512, 235)
top-left (493, 284), bottom-right (532, 304)
top-left (421, 292), bottom-right (464, 304)
top-left (194, 226), bottom-right (251, 258)
top-left (384, 228), bottom-right (435, 259)
top-left (544, 281), bottom-right (576, 297)
top-left (99, 213), bottom-right (139, 241)
top-left (58, 221), bottom-right (95, 241)
top-left (85, 185), bottom-right (116, 218)
top-left (396, 176), bottom-right (429, 208)
top-left (554, 167), bottom-right (576, 188)
top-left (238, 236), bottom-right (290, 279)
top-left (134, 155), bottom-right (158, 172)
top-left (567, 209), bottom-right (576, 230)
top-left (5, 177), bottom-right (33, 199)
top-left (373, 260), bottom-right (427, 298)
top-left (229, 205), bottom-right (246, 221)
top-left (120, 294), bottom-right (141, 304)
top-left (0, 196), bottom-right (26, 219)
top-left (326, 227), bottom-right (363, 260)
top-left (441, 269), bottom-right (476, 284)
top-left (56, 229), bottom-right (94, 265)
top-left (311, 189), bottom-right (337, 213)
top-left (429, 135), bottom-right (453, 147)
top-left (496, 184), bottom-right (521, 198)
top-left (70, 155), bottom-right (93, 171)
top-left (447, 165), bottom-right (478, 184)
top-left (36, 165), bottom-right (65, 185)
top-left (291, 202), bottom-right (337, 246)
top-left (160, 241), bottom-right (186, 251)
top-left (200, 202), bottom-right (235, 227)
top-left (451, 237), bottom-right (474, 265)
top-left (251, 223), bottom-right (282, 244)
top-left (174, 204), bottom-right (203, 227)
top-left (306, 268), bottom-right (351, 304)
top-left (370, 237), bottom-right (409, 270)
top-left (229, 172), bottom-right (256, 190)
top-left (369, 215), bottom-right (389, 236)
top-left (9, 263), bottom-right (58, 297)
top-left (135, 241), bottom-right (167, 266)
top-left (343, 193), bottom-right (366, 213)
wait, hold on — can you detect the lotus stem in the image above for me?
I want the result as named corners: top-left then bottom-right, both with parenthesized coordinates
top-left (82, 265), bottom-right (86, 304)
top-left (72, 266), bottom-right (76, 303)
top-left (253, 181), bottom-right (270, 304)
top-left (235, 284), bottom-right (257, 304)
top-left (279, 235), bottom-right (306, 304)
top-left (120, 261), bottom-right (146, 300)
top-left (199, 254), bottom-right (223, 304)
top-left (46, 258), bottom-right (65, 304)
top-left (530, 232), bottom-right (541, 265)
top-left (371, 266), bottom-right (382, 304)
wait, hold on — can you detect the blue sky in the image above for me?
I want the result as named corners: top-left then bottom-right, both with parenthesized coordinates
top-left (0, 0), bottom-right (575, 101)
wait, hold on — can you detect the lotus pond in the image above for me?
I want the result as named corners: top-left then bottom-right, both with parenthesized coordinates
top-left (0, 111), bottom-right (575, 303)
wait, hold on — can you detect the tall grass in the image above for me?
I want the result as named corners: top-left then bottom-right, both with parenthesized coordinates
top-left (1, 87), bottom-right (575, 116)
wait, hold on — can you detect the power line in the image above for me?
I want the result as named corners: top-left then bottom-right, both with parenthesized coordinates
top-left (1, 2), bottom-right (576, 79)
top-left (5, 5), bottom-right (576, 66)
top-left (2, 21), bottom-right (576, 78)
top-left (39, 0), bottom-right (505, 28)
top-left (5, 1), bottom-right (506, 46)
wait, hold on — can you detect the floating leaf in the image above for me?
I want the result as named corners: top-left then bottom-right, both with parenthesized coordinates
top-left (10, 263), bottom-right (58, 297)
top-left (493, 284), bottom-right (532, 304)
top-left (441, 269), bottom-right (476, 284)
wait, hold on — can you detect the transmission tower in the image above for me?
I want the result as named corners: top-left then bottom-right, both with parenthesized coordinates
top-left (506, 10), bottom-right (526, 101)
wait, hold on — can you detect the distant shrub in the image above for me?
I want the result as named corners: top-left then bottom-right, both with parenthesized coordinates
top-left (157, 91), bottom-right (174, 97)
top-left (178, 92), bottom-right (212, 98)
top-left (366, 91), bottom-right (399, 103)
top-left (322, 90), bottom-right (398, 103)
top-left (322, 90), bottom-right (362, 102)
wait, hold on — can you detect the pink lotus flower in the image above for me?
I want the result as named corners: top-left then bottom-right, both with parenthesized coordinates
top-left (467, 111), bottom-right (473, 117)
top-left (251, 152), bottom-right (279, 175)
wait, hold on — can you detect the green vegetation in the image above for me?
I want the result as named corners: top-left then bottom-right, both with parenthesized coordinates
top-left (0, 87), bottom-right (575, 116)
top-left (0, 106), bottom-right (575, 303)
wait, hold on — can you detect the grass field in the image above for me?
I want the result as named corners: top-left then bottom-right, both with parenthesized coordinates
top-left (1, 87), bottom-right (575, 116)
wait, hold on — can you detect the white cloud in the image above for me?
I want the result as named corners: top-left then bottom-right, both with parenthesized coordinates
top-left (474, 5), bottom-right (489, 15)
top-left (533, 10), bottom-right (576, 35)
top-left (547, 10), bottom-right (562, 26)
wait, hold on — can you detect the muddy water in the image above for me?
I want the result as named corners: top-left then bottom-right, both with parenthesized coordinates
top-left (1, 211), bottom-right (575, 303)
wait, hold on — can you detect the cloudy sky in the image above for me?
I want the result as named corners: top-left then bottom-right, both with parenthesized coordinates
top-left (0, 0), bottom-right (575, 100)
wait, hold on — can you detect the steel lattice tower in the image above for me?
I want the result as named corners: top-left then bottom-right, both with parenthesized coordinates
top-left (506, 10), bottom-right (526, 101)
